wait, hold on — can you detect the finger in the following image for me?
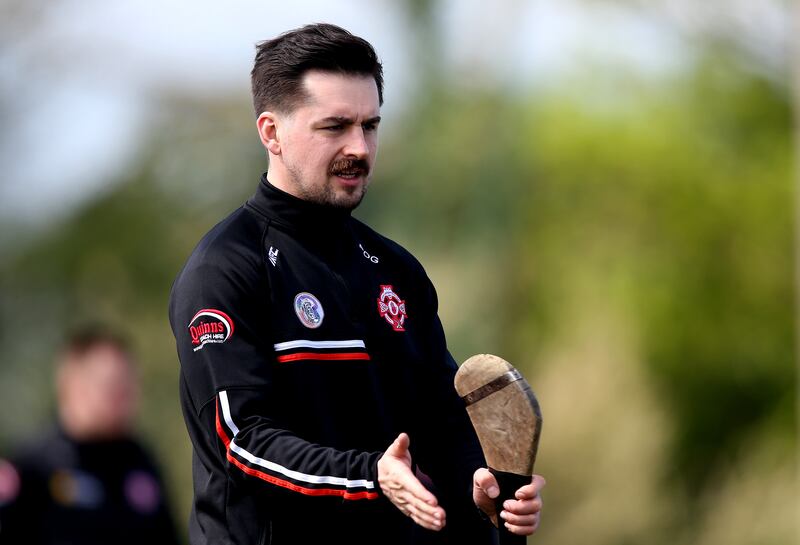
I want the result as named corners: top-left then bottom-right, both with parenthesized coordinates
top-left (504, 496), bottom-right (543, 515)
top-left (503, 515), bottom-right (540, 536)
top-left (514, 474), bottom-right (546, 500)
top-left (406, 500), bottom-right (446, 530)
top-left (409, 512), bottom-right (443, 532)
top-left (386, 433), bottom-right (411, 458)
top-left (400, 488), bottom-right (442, 518)
top-left (500, 510), bottom-right (537, 527)
top-left (473, 468), bottom-right (500, 499)
top-left (403, 492), bottom-right (445, 527)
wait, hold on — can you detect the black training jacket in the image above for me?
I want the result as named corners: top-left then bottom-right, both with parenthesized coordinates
top-left (0, 427), bottom-right (179, 545)
top-left (169, 175), bottom-right (493, 545)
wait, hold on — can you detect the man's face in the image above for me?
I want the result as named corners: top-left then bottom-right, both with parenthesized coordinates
top-left (276, 71), bottom-right (381, 209)
top-left (59, 344), bottom-right (139, 440)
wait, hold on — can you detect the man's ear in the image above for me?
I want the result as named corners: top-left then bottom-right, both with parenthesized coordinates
top-left (257, 111), bottom-right (281, 155)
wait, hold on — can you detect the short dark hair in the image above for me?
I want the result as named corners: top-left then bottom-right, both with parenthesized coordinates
top-left (251, 23), bottom-right (384, 115)
top-left (59, 325), bottom-right (132, 363)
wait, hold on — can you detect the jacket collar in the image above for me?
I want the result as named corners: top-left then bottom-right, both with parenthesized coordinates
top-left (247, 173), bottom-right (353, 237)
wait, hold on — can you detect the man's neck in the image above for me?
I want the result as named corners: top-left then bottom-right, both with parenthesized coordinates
top-left (265, 162), bottom-right (301, 200)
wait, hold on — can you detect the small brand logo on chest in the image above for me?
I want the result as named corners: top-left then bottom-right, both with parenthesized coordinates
top-left (268, 246), bottom-right (279, 267)
top-left (377, 285), bottom-right (407, 332)
top-left (359, 243), bottom-right (379, 264)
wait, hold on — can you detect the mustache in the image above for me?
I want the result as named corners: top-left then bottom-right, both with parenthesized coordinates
top-left (329, 158), bottom-right (370, 176)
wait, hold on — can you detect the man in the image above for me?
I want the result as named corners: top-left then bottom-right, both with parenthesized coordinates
top-left (0, 328), bottom-right (179, 545)
top-left (169, 23), bottom-right (544, 544)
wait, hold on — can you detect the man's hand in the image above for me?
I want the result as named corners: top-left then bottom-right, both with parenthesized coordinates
top-left (377, 433), bottom-right (446, 531)
top-left (473, 469), bottom-right (545, 536)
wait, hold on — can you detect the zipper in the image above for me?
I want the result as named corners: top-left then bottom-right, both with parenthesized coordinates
top-left (322, 231), bottom-right (359, 324)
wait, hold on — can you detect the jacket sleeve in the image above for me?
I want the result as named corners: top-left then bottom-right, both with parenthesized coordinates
top-left (169, 253), bottom-right (381, 502)
top-left (212, 389), bottom-right (380, 500)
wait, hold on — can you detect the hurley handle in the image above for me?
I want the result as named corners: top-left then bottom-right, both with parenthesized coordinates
top-left (489, 468), bottom-right (531, 545)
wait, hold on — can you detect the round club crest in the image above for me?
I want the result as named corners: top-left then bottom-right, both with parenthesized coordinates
top-left (377, 285), bottom-right (407, 332)
top-left (294, 292), bottom-right (324, 329)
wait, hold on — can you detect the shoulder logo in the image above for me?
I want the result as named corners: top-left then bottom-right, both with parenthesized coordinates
top-left (294, 292), bottom-right (324, 329)
top-left (377, 285), bottom-right (407, 332)
top-left (188, 308), bottom-right (234, 352)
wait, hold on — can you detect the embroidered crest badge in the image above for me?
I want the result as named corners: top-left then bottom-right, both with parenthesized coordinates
top-left (377, 285), bottom-right (407, 332)
top-left (294, 292), bottom-right (324, 329)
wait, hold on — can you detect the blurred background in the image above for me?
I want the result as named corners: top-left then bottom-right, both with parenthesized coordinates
top-left (0, 0), bottom-right (795, 543)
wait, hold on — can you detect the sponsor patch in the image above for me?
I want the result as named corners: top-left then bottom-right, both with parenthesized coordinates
top-left (189, 308), bottom-right (234, 352)
top-left (377, 285), bottom-right (407, 332)
top-left (294, 292), bottom-right (324, 329)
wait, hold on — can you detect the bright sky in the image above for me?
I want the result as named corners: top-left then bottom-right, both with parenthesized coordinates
top-left (0, 0), bottom-right (697, 224)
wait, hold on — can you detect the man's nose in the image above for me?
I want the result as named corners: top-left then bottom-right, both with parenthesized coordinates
top-left (343, 127), bottom-right (369, 158)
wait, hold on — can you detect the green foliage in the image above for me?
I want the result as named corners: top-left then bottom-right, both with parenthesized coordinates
top-left (513, 58), bottom-right (794, 490)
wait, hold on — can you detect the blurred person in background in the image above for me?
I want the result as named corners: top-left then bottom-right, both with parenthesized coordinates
top-left (0, 328), bottom-right (179, 545)
top-left (169, 23), bottom-right (543, 545)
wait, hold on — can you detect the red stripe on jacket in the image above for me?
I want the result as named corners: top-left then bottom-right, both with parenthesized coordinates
top-left (276, 352), bottom-right (371, 363)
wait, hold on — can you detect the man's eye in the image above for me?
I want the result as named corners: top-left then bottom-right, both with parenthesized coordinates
top-left (323, 125), bottom-right (344, 131)
top-left (363, 123), bottom-right (378, 132)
